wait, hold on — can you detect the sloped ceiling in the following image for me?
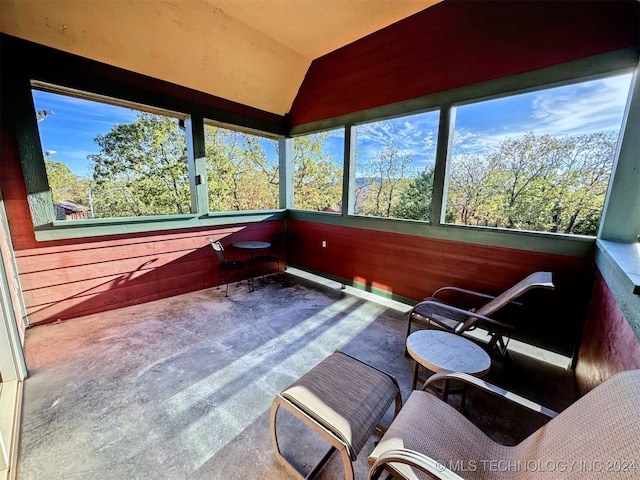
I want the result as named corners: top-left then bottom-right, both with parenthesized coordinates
top-left (0, 0), bottom-right (438, 115)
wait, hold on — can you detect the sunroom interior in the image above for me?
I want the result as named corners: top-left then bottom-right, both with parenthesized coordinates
top-left (1, 1), bottom-right (639, 479)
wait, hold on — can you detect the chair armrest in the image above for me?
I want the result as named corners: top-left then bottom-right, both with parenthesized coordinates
top-left (369, 448), bottom-right (465, 480)
top-left (411, 300), bottom-right (514, 333)
top-left (431, 286), bottom-right (523, 308)
top-left (432, 285), bottom-right (496, 301)
top-left (423, 372), bottom-right (558, 419)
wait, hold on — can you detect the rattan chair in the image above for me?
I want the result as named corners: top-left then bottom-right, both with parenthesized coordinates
top-left (369, 369), bottom-right (640, 480)
top-left (209, 238), bottom-right (245, 297)
top-left (407, 272), bottom-right (554, 356)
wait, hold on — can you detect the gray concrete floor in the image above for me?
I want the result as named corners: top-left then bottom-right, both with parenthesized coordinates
top-left (17, 271), bottom-right (576, 480)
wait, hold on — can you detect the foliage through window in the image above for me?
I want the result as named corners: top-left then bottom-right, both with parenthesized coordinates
top-left (32, 88), bottom-right (189, 219)
top-left (204, 123), bottom-right (279, 212)
top-left (293, 130), bottom-right (344, 213)
top-left (446, 74), bottom-right (632, 236)
top-left (354, 111), bottom-right (439, 220)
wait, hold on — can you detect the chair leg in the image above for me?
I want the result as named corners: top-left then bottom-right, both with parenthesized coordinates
top-left (225, 268), bottom-right (230, 297)
top-left (270, 396), bottom-right (356, 480)
top-left (405, 313), bottom-right (414, 356)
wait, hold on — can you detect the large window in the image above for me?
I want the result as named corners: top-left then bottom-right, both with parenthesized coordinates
top-left (354, 111), bottom-right (439, 221)
top-left (32, 87), bottom-right (189, 219)
top-left (446, 74), bottom-right (633, 236)
top-left (204, 123), bottom-right (279, 212)
top-left (293, 129), bottom-right (344, 213)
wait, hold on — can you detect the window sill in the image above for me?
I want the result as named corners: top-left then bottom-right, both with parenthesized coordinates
top-left (34, 210), bottom-right (286, 241)
top-left (596, 239), bottom-right (640, 295)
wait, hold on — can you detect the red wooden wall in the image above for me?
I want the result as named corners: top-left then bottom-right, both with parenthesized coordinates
top-left (14, 222), bottom-right (283, 325)
top-left (289, 0), bottom-right (640, 126)
top-left (576, 272), bottom-right (640, 394)
top-left (288, 219), bottom-right (594, 356)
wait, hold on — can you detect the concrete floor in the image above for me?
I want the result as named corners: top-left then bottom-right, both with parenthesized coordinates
top-left (17, 270), bottom-right (576, 480)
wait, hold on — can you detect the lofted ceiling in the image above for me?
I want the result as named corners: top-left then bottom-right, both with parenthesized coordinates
top-left (0, 0), bottom-right (438, 115)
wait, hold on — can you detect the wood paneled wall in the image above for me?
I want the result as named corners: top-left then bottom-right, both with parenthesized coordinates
top-left (289, 1), bottom-right (640, 126)
top-left (288, 220), bottom-right (594, 356)
top-left (576, 272), bottom-right (640, 394)
top-left (13, 221), bottom-right (283, 325)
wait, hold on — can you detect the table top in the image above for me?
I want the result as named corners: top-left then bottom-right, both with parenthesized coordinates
top-left (406, 330), bottom-right (491, 376)
top-left (232, 241), bottom-right (271, 250)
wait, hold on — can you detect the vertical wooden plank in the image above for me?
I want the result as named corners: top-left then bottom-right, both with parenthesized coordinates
top-left (431, 105), bottom-right (453, 225)
top-left (279, 137), bottom-right (293, 209)
top-left (343, 125), bottom-right (356, 216)
top-left (185, 114), bottom-right (208, 215)
top-left (598, 71), bottom-right (640, 242)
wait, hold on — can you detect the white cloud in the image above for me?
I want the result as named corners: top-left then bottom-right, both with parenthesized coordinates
top-left (356, 111), bottom-right (439, 170)
top-left (452, 74), bottom-right (632, 157)
top-left (529, 74), bottom-right (632, 136)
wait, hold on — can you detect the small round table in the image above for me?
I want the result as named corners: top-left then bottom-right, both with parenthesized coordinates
top-left (232, 241), bottom-right (271, 292)
top-left (406, 330), bottom-right (491, 403)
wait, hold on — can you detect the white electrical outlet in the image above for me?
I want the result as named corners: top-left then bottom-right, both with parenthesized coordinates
top-left (322, 241), bottom-right (327, 248)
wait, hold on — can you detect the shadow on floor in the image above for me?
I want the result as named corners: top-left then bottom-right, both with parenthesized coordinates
top-left (18, 272), bottom-right (576, 480)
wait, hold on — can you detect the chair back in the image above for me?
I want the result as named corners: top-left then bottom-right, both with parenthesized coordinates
top-left (475, 271), bottom-right (554, 317)
top-left (517, 369), bottom-right (640, 469)
top-left (209, 239), bottom-right (227, 263)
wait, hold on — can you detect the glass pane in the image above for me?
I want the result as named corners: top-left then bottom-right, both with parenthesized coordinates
top-left (32, 89), bottom-right (189, 219)
top-left (293, 129), bottom-right (344, 213)
top-left (204, 124), bottom-right (279, 212)
top-left (354, 110), bottom-right (439, 221)
top-left (446, 74), bottom-right (633, 235)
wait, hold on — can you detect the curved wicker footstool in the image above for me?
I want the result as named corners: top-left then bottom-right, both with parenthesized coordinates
top-left (270, 351), bottom-right (402, 480)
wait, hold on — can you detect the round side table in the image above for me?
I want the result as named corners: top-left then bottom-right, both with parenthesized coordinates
top-left (406, 329), bottom-right (491, 404)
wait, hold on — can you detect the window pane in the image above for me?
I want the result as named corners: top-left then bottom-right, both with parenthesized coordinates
top-left (204, 124), bottom-right (279, 212)
top-left (293, 129), bottom-right (344, 213)
top-left (354, 111), bottom-right (439, 221)
top-left (32, 89), bottom-right (189, 219)
top-left (446, 74), bottom-right (633, 235)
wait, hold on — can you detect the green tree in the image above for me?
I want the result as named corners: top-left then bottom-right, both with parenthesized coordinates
top-left (447, 154), bottom-right (494, 226)
top-left (394, 166), bottom-right (435, 221)
top-left (204, 126), bottom-right (279, 211)
top-left (483, 132), bottom-right (564, 230)
top-left (293, 133), bottom-right (343, 211)
top-left (547, 131), bottom-right (616, 234)
top-left (88, 113), bottom-right (190, 218)
top-left (447, 131), bottom-right (616, 235)
top-left (356, 142), bottom-right (414, 217)
top-left (45, 160), bottom-right (90, 205)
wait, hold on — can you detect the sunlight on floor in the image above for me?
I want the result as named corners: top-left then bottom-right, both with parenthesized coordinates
top-left (288, 267), bottom-right (572, 369)
top-left (287, 267), bottom-right (411, 313)
top-left (169, 293), bottom-right (387, 472)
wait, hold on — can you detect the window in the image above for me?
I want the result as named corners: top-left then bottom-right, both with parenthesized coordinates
top-left (32, 86), bottom-right (189, 219)
top-left (293, 129), bottom-right (344, 213)
top-left (354, 111), bottom-right (439, 220)
top-left (204, 123), bottom-right (279, 212)
top-left (446, 74), bottom-right (633, 235)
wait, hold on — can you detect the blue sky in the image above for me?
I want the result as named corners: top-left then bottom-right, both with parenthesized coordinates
top-left (355, 73), bottom-right (632, 173)
top-left (33, 73), bottom-right (632, 177)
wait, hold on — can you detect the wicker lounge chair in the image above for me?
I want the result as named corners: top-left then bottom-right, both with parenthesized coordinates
top-left (407, 271), bottom-right (554, 356)
top-left (369, 369), bottom-right (640, 480)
